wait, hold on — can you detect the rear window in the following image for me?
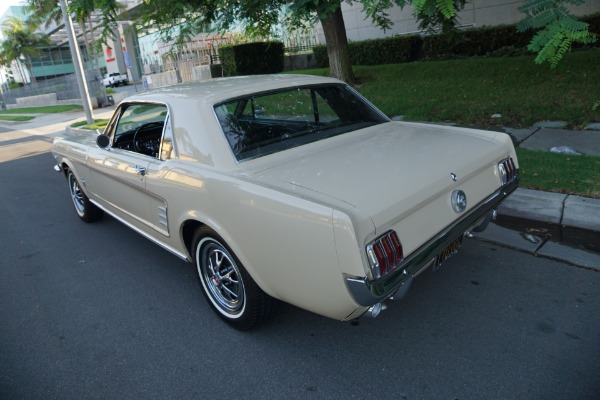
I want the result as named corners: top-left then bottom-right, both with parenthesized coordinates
top-left (214, 84), bottom-right (387, 161)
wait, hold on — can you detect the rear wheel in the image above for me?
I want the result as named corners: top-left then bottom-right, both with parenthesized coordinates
top-left (193, 227), bottom-right (273, 330)
top-left (67, 170), bottom-right (103, 222)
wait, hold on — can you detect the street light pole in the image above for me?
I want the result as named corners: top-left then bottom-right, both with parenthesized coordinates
top-left (58, 0), bottom-right (94, 125)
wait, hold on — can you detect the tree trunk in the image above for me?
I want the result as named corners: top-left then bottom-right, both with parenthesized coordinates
top-left (16, 59), bottom-right (29, 84)
top-left (317, 2), bottom-right (355, 84)
top-left (25, 56), bottom-right (36, 84)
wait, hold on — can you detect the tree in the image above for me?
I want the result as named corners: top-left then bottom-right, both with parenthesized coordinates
top-left (136, 0), bottom-right (465, 84)
top-left (21, 0), bottom-right (592, 90)
top-left (0, 16), bottom-right (51, 84)
top-left (517, 0), bottom-right (597, 68)
top-left (27, 0), bottom-right (123, 46)
top-left (27, 0), bottom-right (123, 79)
top-left (19, 0), bottom-right (463, 84)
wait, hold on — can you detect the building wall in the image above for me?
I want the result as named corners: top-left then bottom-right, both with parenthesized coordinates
top-left (319, 0), bottom-right (600, 42)
top-left (1, 5), bottom-right (103, 83)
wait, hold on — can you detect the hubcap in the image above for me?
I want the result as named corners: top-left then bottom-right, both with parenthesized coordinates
top-left (199, 239), bottom-right (245, 315)
top-left (69, 173), bottom-right (85, 216)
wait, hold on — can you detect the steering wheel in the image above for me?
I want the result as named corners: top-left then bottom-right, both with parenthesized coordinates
top-left (133, 122), bottom-right (164, 156)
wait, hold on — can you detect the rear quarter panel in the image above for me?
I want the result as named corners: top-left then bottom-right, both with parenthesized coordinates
top-left (156, 161), bottom-right (364, 320)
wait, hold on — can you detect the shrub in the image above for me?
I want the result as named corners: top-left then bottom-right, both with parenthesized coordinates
top-left (312, 13), bottom-right (600, 68)
top-left (350, 35), bottom-right (423, 65)
top-left (312, 35), bottom-right (422, 67)
top-left (423, 25), bottom-right (535, 59)
top-left (218, 42), bottom-right (284, 76)
top-left (313, 45), bottom-right (328, 68)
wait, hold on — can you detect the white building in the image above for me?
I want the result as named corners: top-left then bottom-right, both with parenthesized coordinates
top-left (318, 0), bottom-right (600, 42)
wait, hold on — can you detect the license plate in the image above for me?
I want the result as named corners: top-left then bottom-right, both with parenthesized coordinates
top-left (433, 235), bottom-right (463, 270)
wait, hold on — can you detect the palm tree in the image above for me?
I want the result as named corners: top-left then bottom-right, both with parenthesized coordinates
top-left (0, 17), bottom-right (51, 84)
top-left (27, 0), bottom-right (124, 81)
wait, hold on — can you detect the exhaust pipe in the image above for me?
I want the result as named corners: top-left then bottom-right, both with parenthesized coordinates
top-left (365, 303), bottom-right (387, 318)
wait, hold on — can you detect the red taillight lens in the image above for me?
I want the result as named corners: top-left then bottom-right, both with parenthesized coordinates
top-left (498, 157), bottom-right (517, 185)
top-left (366, 231), bottom-right (404, 279)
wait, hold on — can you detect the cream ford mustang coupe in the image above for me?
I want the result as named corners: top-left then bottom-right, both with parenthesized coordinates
top-left (52, 75), bottom-right (518, 330)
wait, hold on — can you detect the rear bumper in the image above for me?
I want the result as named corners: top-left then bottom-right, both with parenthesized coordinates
top-left (345, 174), bottom-right (519, 307)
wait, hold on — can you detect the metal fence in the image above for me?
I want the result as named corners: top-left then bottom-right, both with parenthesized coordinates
top-left (1, 73), bottom-right (105, 106)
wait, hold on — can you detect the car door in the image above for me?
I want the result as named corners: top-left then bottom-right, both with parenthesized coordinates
top-left (86, 102), bottom-right (169, 234)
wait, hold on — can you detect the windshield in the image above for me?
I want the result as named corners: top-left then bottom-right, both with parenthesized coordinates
top-left (214, 84), bottom-right (387, 161)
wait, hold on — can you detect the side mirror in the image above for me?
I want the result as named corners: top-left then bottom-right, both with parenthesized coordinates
top-left (96, 134), bottom-right (110, 149)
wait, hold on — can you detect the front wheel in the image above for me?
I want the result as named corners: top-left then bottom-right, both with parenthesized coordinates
top-left (67, 171), bottom-right (103, 222)
top-left (193, 227), bottom-right (273, 330)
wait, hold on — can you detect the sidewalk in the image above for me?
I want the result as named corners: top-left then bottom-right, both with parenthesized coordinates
top-left (1, 107), bottom-right (599, 266)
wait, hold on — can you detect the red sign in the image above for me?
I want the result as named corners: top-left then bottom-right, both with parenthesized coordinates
top-left (106, 47), bottom-right (115, 62)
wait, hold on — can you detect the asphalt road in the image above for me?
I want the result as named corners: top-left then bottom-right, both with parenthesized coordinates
top-left (1, 126), bottom-right (599, 399)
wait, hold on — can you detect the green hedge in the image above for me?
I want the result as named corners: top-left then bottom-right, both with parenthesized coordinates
top-left (424, 13), bottom-right (600, 59)
top-left (352, 35), bottom-right (423, 65)
top-left (313, 45), bottom-right (328, 68)
top-left (312, 12), bottom-right (600, 66)
top-left (218, 41), bottom-right (284, 76)
top-left (313, 35), bottom-right (422, 67)
top-left (423, 25), bottom-right (535, 59)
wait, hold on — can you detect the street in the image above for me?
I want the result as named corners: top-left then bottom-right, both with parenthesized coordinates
top-left (1, 125), bottom-right (599, 399)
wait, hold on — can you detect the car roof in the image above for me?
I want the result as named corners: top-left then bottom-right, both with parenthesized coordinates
top-left (124, 74), bottom-right (343, 106)
top-left (116, 75), bottom-right (348, 171)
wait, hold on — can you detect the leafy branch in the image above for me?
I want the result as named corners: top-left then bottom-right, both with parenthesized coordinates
top-left (517, 0), bottom-right (597, 68)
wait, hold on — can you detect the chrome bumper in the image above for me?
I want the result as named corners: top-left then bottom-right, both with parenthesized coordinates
top-left (345, 175), bottom-right (519, 307)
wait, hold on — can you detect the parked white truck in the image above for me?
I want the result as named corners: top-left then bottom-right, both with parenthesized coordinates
top-left (102, 72), bottom-right (128, 88)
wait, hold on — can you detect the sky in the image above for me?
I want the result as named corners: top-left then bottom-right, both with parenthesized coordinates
top-left (0, 0), bottom-right (26, 19)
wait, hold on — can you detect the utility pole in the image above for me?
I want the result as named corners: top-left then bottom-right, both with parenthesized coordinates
top-left (59, 0), bottom-right (94, 125)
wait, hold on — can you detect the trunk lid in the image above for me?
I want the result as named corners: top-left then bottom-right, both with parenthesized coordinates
top-left (250, 122), bottom-right (509, 246)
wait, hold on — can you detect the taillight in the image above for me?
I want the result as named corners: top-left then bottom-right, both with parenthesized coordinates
top-left (366, 231), bottom-right (404, 279)
top-left (498, 157), bottom-right (517, 185)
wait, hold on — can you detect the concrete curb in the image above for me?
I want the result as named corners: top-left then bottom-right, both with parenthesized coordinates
top-left (472, 224), bottom-right (600, 270)
top-left (497, 188), bottom-right (600, 234)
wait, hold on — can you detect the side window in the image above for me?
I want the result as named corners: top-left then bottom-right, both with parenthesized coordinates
top-left (112, 103), bottom-right (168, 158)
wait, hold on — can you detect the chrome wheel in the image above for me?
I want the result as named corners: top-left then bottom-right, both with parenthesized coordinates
top-left (197, 237), bottom-right (245, 317)
top-left (65, 170), bottom-right (103, 222)
top-left (192, 227), bottom-right (274, 330)
top-left (68, 172), bottom-right (85, 217)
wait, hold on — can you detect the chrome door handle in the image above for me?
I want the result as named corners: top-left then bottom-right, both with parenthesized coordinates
top-left (132, 165), bottom-right (146, 176)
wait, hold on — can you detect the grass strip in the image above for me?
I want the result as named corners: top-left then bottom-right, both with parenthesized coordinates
top-left (516, 148), bottom-right (600, 199)
top-left (0, 115), bottom-right (35, 121)
top-left (71, 119), bottom-right (109, 130)
top-left (0, 104), bottom-right (83, 114)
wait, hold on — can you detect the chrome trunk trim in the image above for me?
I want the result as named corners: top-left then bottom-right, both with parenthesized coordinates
top-left (345, 174), bottom-right (519, 307)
